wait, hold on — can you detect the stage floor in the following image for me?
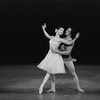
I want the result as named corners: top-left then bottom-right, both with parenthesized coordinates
top-left (0, 64), bottom-right (100, 100)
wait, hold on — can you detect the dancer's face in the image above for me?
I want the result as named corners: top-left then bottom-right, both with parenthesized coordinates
top-left (59, 28), bottom-right (64, 35)
top-left (65, 28), bottom-right (72, 36)
top-left (65, 28), bottom-right (72, 41)
top-left (55, 28), bottom-right (64, 35)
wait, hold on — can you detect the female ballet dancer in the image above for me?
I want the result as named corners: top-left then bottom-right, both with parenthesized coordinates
top-left (37, 23), bottom-right (77, 94)
top-left (47, 28), bottom-right (84, 93)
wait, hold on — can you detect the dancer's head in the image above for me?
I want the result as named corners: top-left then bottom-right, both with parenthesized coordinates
top-left (55, 27), bottom-right (64, 36)
top-left (65, 28), bottom-right (73, 41)
top-left (65, 28), bottom-right (72, 36)
top-left (65, 27), bottom-right (77, 39)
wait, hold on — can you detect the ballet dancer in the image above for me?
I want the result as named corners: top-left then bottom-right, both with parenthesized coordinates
top-left (48, 28), bottom-right (84, 93)
top-left (37, 23), bottom-right (77, 94)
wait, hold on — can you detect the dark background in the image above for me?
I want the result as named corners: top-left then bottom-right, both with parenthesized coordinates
top-left (0, 0), bottom-right (100, 65)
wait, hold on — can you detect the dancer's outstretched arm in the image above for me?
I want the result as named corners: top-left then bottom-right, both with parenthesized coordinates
top-left (59, 32), bottom-right (80, 45)
top-left (42, 23), bottom-right (52, 39)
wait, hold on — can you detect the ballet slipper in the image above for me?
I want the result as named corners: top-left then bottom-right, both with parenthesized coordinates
top-left (77, 87), bottom-right (84, 93)
top-left (39, 86), bottom-right (43, 94)
top-left (47, 88), bottom-right (56, 93)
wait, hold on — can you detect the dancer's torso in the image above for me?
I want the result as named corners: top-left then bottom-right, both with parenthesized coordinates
top-left (49, 37), bottom-right (60, 51)
top-left (58, 42), bottom-right (74, 60)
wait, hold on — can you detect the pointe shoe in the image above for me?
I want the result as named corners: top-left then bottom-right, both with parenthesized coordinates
top-left (47, 88), bottom-right (56, 93)
top-left (77, 88), bottom-right (84, 93)
top-left (39, 86), bottom-right (43, 94)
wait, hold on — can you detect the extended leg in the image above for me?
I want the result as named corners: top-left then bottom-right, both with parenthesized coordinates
top-left (39, 72), bottom-right (50, 94)
top-left (47, 74), bottom-right (56, 93)
top-left (65, 61), bottom-right (84, 92)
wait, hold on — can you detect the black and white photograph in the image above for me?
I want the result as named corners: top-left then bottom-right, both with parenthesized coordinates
top-left (0, 0), bottom-right (100, 100)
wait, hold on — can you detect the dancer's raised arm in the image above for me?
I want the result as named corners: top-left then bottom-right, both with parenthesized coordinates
top-left (69, 32), bottom-right (80, 43)
top-left (42, 23), bottom-right (52, 39)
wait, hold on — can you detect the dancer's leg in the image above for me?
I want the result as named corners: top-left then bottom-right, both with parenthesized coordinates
top-left (47, 74), bottom-right (56, 92)
top-left (39, 72), bottom-right (50, 94)
top-left (64, 61), bottom-right (84, 92)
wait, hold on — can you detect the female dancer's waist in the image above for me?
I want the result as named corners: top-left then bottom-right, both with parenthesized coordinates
top-left (49, 49), bottom-right (61, 57)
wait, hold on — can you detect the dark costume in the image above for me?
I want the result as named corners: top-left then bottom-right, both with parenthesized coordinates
top-left (58, 42), bottom-right (74, 61)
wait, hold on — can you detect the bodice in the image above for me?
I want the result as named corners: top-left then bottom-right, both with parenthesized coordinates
top-left (49, 37), bottom-right (60, 50)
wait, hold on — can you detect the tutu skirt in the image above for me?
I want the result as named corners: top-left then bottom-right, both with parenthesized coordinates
top-left (37, 50), bottom-right (66, 74)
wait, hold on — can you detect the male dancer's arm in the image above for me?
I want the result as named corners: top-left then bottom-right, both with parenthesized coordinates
top-left (51, 44), bottom-right (77, 62)
top-left (51, 45), bottom-right (73, 55)
top-left (52, 49), bottom-right (70, 55)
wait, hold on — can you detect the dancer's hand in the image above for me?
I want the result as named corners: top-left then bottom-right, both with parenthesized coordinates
top-left (42, 23), bottom-right (46, 29)
top-left (72, 58), bottom-right (77, 62)
top-left (75, 32), bottom-right (80, 39)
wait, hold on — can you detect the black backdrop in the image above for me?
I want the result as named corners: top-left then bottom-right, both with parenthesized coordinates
top-left (0, 0), bottom-right (100, 65)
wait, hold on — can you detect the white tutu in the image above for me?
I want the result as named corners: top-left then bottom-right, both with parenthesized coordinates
top-left (37, 50), bottom-right (66, 74)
